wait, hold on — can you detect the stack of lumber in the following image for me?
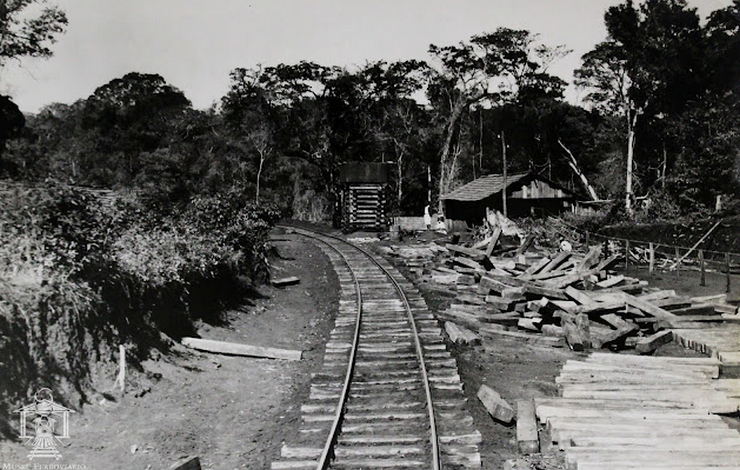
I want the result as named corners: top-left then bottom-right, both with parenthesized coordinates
top-left (380, 235), bottom-right (739, 352)
top-left (671, 323), bottom-right (740, 375)
top-left (532, 352), bottom-right (740, 470)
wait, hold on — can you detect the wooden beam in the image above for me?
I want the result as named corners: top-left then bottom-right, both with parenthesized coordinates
top-left (181, 337), bottom-right (302, 361)
top-left (272, 277), bottom-right (300, 287)
top-left (445, 321), bottom-right (481, 346)
top-left (171, 457), bottom-right (201, 470)
top-left (478, 385), bottom-right (515, 424)
top-left (636, 330), bottom-right (674, 354)
top-left (515, 233), bottom-right (536, 256)
top-left (486, 228), bottom-right (503, 257)
top-left (516, 399), bottom-right (540, 454)
top-left (669, 219), bottom-right (723, 270)
top-left (623, 294), bottom-right (680, 323)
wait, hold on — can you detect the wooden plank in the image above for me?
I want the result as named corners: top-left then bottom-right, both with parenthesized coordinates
top-left (517, 318), bottom-right (542, 332)
top-left (515, 233), bottom-right (536, 256)
top-left (445, 321), bottom-right (481, 346)
top-left (596, 275), bottom-right (624, 288)
top-left (539, 251), bottom-right (571, 274)
top-left (272, 276), bottom-right (300, 287)
top-left (478, 385), bottom-right (515, 424)
top-left (575, 246), bottom-right (602, 271)
top-left (516, 400), bottom-right (539, 454)
top-left (453, 256), bottom-right (484, 270)
top-left (479, 327), bottom-right (565, 345)
top-left (523, 257), bottom-right (551, 276)
top-left (171, 457), bottom-right (201, 470)
top-left (485, 228), bottom-right (503, 257)
top-left (446, 244), bottom-right (486, 261)
top-left (562, 313), bottom-right (590, 351)
top-left (623, 294), bottom-right (680, 323)
top-left (181, 337), bottom-right (302, 361)
top-left (564, 286), bottom-right (596, 306)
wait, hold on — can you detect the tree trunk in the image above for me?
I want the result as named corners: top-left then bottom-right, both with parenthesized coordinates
top-left (501, 130), bottom-right (508, 218)
top-left (625, 112), bottom-right (638, 215)
top-left (397, 151), bottom-right (404, 209)
top-left (438, 101), bottom-right (465, 213)
top-left (256, 152), bottom-right (265, 204)
top-left (558, 139), bottom-right (599, 201)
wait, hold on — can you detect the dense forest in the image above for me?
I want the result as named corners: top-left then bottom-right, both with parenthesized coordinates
top-left (2, 0), bottom-right (739, 221)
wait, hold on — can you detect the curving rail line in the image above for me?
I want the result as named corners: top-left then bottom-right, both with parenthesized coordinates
top-left (271, 226), bottom-right (481, 470)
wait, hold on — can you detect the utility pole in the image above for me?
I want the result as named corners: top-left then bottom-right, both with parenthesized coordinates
top-left (501, 130), bottom-right (508, 218)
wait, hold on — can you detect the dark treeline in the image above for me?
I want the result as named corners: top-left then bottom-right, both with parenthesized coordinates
top-left (2, 0), bottom-right (740, 221)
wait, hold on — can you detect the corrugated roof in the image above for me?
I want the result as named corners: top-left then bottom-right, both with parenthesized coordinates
top-left (442, 172), bottom-right (531, 202)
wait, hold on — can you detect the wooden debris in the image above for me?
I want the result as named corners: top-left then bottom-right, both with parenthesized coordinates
top-left (478, 384), bottom-right (515, 424)
top-left (516, 399), bottom-right (540, 454)
top-left (445, 321), bottom-right (481, 346)
top-left (272, 276), bottom-right (300, 287)
top-left (182, 337), bottom-right (302, 361)
top-left (171, 457), bottom-right (201, 470)
top-left (377, 231), bottom-right (734, 354)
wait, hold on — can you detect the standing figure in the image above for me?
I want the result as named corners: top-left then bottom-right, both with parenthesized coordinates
top-left (423, 205), bottom-right (432, 230)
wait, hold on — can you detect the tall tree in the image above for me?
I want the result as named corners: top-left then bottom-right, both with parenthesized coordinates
top-left (0, 0), bottom-right (67, 166)
top-left (575, 0), bottom-right (705, 214)
top-left (0, 0), bottom-right (67, 66)
top-left (428, 28), bottom-right (567, 212)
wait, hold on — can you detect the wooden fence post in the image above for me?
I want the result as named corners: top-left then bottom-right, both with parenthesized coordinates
top-left (699, 249), bottom-right (705, 287)
top-left (585, 231), bottom-right (590, 247)
top-left (726, 253), bottom-right (731, 294)
top-left (604, 238), bottom-right (609, 260)
top-left (625, 240), bottom-right (630, 269)
top-left (649, 243), bottom-right (655, 277)
top-left (675, 246), bottom-right (681, 279)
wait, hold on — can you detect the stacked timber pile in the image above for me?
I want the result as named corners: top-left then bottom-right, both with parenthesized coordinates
top-left (529, 352), bottom-right (740, 470)
top-left (379, 233), bottom-right (739, 352)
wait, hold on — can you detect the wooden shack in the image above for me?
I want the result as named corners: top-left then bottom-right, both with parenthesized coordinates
top-left (442, 172), bottom-right (582, 224)
top-left (338, 163), bottom-right (390, 232)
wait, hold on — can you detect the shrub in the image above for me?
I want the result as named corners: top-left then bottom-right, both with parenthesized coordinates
top-left (0, 179), bottom-right (280, 420)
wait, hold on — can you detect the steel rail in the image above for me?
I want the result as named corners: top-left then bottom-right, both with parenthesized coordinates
top-left (283, 227), bottom-right (363, 470)
top-left (284, 226), bottom-right (442, 470)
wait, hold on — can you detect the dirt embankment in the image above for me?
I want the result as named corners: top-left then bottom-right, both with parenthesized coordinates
top-left (0, 233), bottom-right (339, 470)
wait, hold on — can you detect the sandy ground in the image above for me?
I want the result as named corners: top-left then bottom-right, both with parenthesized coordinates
top-left (0, 233), bottom-right (338, 470)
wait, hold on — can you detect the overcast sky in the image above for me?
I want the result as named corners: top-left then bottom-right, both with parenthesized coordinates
top-left (0, 0), bottom-right (732, 113)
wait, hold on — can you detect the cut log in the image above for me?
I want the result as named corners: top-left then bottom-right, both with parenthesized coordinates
top-left (516, 399), bottom-right (540, 454)
top-left (636, 330), bottom-right (674, 354)
top-left (272, 276), bottom-right (300, 287)
top-left (181, 337), bottom-right (302, 361)
top-left (477, 384), bottom-right (515, 424)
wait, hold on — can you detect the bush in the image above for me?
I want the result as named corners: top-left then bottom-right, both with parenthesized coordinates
top-left (0, 180), bottom-right (280, 421)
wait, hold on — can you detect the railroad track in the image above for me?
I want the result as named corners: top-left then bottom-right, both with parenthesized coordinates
top-left (271, 227), bottom-right (481, 470)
